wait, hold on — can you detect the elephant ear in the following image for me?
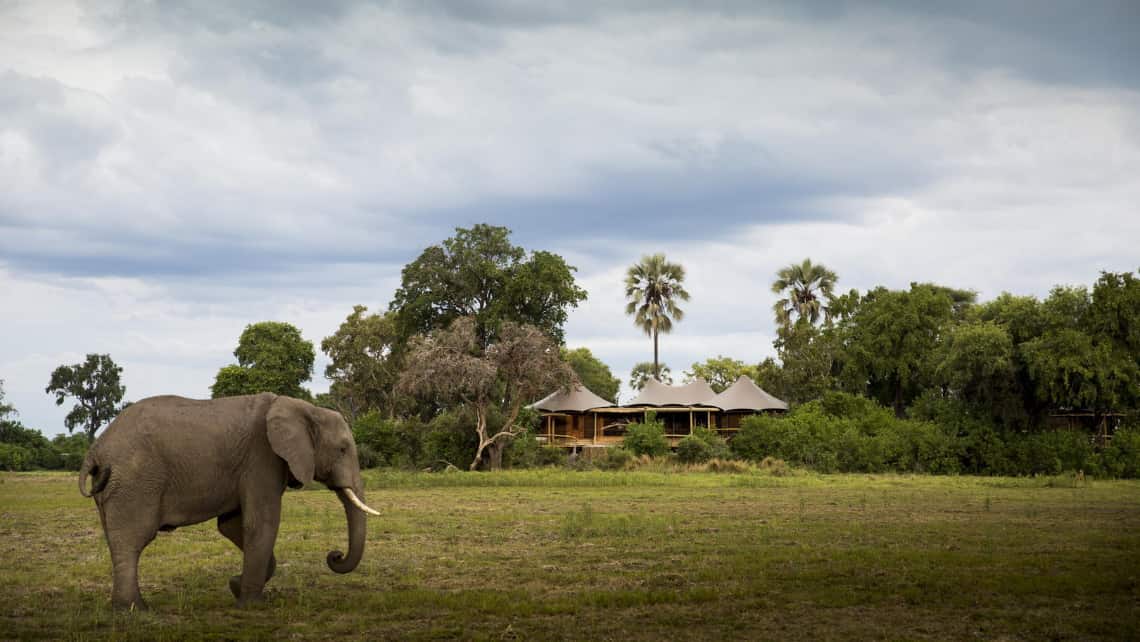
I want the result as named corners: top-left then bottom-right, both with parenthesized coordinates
top-left (266, 397), bottom-right (316, 487)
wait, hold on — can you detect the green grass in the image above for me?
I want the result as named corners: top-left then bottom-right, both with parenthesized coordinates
top-left (2, 469), bottom-right (1139, 640)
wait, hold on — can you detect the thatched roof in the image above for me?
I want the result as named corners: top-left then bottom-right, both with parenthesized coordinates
top-left (528, 384), bottom-right (613, 413)
top-left (625, 378), bottom-right (717, 407)
top-left (709, 375), bottom-right (788, 411)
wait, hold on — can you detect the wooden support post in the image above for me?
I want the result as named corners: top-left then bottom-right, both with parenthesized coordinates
top-left (593, 414), bottom-right (598, 445)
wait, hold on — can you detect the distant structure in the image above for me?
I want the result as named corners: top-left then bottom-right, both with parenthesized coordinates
top-left (529, 376), bottom-right (787, 450)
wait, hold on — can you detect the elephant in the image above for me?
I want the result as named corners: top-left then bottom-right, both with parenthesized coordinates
top-left (78, 393), bottom-right (379, 610)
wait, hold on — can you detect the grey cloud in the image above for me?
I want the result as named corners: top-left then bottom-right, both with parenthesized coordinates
top-left (0, 71), bottom-right (121, 170)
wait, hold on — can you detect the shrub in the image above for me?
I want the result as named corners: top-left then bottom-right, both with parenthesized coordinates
top-left (623, 412), bottom-right (669, 457)
top-left (593, 446), bottom-right (634, 471)
top-left (355, 443), bottom-right (381, 469)
top-left (676, 427), bottom-right (731, 464)
top-left (0, 443), bottom-right (33, 471)
top-left (504, 429), bottom-right (568, 468)
top-left (1097, 427), bottom-right (1140, 478)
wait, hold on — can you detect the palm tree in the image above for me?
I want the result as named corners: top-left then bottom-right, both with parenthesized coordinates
top-left (625, 253), bottom-right (690, 379)
top-left (771, 258), bottom-right (838, 330)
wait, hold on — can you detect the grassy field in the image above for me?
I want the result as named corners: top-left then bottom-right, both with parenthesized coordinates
top-left (1, 469), bottom-right (1138, 641)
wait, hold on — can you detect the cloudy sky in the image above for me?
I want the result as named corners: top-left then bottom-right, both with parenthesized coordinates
top-left (2, 1), bottom-right (1138, 435)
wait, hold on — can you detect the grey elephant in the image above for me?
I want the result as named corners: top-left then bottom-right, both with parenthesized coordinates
top-left (78, 393), bottom-right (379, 610)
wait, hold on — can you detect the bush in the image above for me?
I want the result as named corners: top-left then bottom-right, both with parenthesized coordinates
top-left (355, 443), bottom-right (381, 469)
top-left (676, 427), bottom-right (731, 464)
top-left (592, 446), bottom-right (634, 471)
top-left (1096, 427), bottom-right (1140, 478)
top-left (0, 443), bottom-right (33, 471)
top-left (622, 412), bottom-right (669, 457)
top-left (732, 395), bottom-right (962, 474)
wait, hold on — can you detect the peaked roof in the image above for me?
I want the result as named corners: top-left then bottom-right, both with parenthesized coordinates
top-left (528, 384), bottom-right (613, 413)
top-left (710, 375), bottom-right (788, 411)
top-left (625, 378), bottom-right (717, 407)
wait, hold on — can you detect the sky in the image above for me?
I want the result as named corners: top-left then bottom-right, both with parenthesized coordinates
top-left (2, 0), bottom-right (1139, 436)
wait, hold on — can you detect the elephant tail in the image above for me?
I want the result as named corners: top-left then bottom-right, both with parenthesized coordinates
top-left (78, 452), bottom-right (110, 498)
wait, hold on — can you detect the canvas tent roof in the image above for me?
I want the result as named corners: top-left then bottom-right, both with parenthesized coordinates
top-left (528, 384), bottom-right (613, 413)
top-left (625, 378), bottom-right (717, 407)
top-left (710, 375), bottom-right (788, 411)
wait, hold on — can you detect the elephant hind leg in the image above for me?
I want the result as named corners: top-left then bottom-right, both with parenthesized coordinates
top-left (100, 500), bottom-right (158, 611)
top-left (217, 512), bottom-right (276, 600)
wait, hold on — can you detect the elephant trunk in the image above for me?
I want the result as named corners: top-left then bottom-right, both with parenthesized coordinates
top-left (327, 486), bottom-right (368, 574)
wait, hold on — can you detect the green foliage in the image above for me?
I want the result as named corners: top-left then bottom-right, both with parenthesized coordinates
top-left (675, 427), bottom-right (730, 464)
top-left (684, 356), bottom-right (759, 393)
top-left (731, 390), bottom-right (1140, 478)
top-left (211, 322), bottom-right (315, 399)
top-left (771, 258), bottom-right (838, 329)
top-left (0, 443), bottom-right (34, 471)
top-left (732, 393), bottom-right (960, 474)
top-left (930, 320), bottom-right (1023, 428)
top-left (562, 347), bottom-right (620, 402)
top-left (390, 224), bottom-right (587, 346)
top-left (351, 411), bottom-right (431, 470)
top-left (44, 353), bottom-right (126, 443)
top-left (321, 306), bottom-right (404, 420)
top-left (629, 361), bottom-right (672, 390)
top-left (592, 446), bottom-right (634, 470)
top-left (0, 384), bottom-right (88, 470)
top-left (625, 253), bottom-right (690, 378)
top-left (1096, 427), bottom-right (1140, 478)
top-left (622, 412), bottom-right (669, 457)
top-left (776, 322), bottom-right (838, 405)
top-left (50, 433), bottom-right (88, 471)
top-left (841, 283), bottom-right (960, 416)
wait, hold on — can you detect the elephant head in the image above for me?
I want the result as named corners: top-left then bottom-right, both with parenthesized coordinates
top-left (266, 396), bottom-right (378, 574)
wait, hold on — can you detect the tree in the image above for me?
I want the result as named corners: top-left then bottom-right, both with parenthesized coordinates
top-left (841, 284), bottom-right (956, 417)
top-left (630, 361), bottom-right (672, 391)
top-left (44, 354), bottom-right (126, 443)
top-left (562, 347), bottom-right (620, 403)
top-left (321, 306), bottom-right (403, 421)
top-left (777, 323), bottom-right (839, 405)
top-left (930, 320), bottom-right (1021, 426)
top-left (211, 322), bottom-right (315, 399)
top-left (0, 380), bottom-right (14, 423)
top-left (771, 258), bottom-right (838, 330)
top-left (685, 356), bottom-right (760, 393)
top-left (1021, 283), bottom-right (1140, 418)
top-left (624, 253), bottom-right (690, 379)
top-left (398, 317), bottom-right (573, 471)
top-left (390, 224), bottom-right (587, 348)
top-left (753, 357), bottom-right (787, 400)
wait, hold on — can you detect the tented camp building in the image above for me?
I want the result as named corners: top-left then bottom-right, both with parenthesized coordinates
top-left (528, 376), bottom-right (788, 449)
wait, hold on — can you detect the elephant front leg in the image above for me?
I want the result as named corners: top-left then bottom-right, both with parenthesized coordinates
top-left (235, 499), bottom-right (282, 606)
top-left (216, 511), bottom-right (277, 601)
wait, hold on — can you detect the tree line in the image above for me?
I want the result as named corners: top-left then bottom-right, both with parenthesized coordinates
top-left (4, 223), bottom-right (1138, 475)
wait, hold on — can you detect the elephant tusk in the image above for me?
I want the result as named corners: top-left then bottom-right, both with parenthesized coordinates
top-left (343, 488), bottom-right (380, 516)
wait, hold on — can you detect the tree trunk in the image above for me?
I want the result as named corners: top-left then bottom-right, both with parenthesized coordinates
top-left (469, 406), bottom-right (490, 471)
top-left (485, 440), bottom-right (505, 471)
top-left (653, 329), bottom-right (659, 379)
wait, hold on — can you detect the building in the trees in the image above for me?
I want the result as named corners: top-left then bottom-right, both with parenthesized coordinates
top-left (529, 376), bottom-right (787, 449)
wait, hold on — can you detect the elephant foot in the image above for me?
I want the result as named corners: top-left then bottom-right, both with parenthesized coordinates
top-left (228, 575), bottom-right (242, 599)
top-left (236, 592), bottom-right (267, 608)
top-left (111, 597), bottom-right (148, 612)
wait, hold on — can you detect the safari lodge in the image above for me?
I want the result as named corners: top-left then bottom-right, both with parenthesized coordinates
top-left (529, 376), bottom-right (788, 449)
